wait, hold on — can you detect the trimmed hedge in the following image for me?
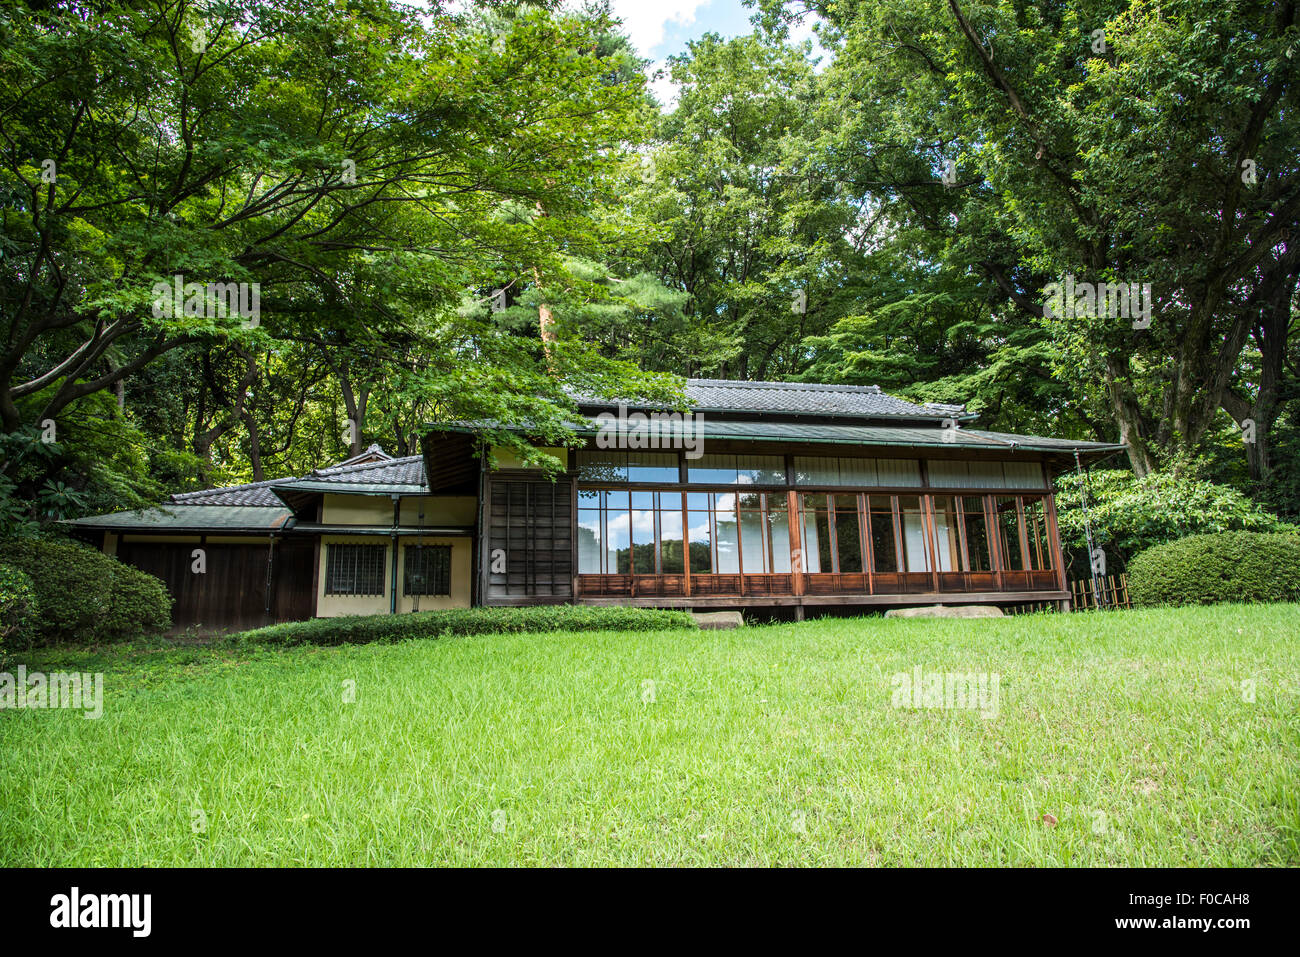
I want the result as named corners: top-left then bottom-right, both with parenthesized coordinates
top-left (0, 538), bottom-right (172, 644)
top-left (1128, 531), bottom-right (1300, 607)
top-left (0, 562), bottom-right (37, 661)
top-left (236, 605), bottom-right (699, 646)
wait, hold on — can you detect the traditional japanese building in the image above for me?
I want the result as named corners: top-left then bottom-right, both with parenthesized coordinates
top-left (68, 379), bottom-right (1123, 630)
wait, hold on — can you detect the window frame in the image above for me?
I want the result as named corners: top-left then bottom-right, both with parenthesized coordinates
top-left (324, 542), bottom-right (387, 597)
top-left (403, 543), bottom-right (452, 597)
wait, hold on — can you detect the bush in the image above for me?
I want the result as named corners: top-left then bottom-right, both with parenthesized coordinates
top-left (237, 605), bottom-right (699, 646)
top-left (0, 538), bottom-right (171, 644)
top-left (1128, 532), bottom-right (1300, 607)
top-left (1055, 469), bottom-right (1295, 575)
top-left (0, 562), bottom-right (38, 661)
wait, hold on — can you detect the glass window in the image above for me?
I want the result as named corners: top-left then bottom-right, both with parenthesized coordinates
top-left (899, 496), bottom-right (931, 572)
top-left (607, 503), bottom-right (631, 573)
top-left (688, 502), bottom-right (712, 574)
top-left (631, 495), bottom-right (656, 573)
top-left (877, 459), bottom-right (923, 487)
top-left (793, 456), bottom-right (879, 486)
top-left (714, 492), bottom-right (740, 573)
top-left (576, 451), bottom-right (628, 482)
top-left (794, 456), bottom-right (839, 485)
top-left (1023, 497), bottom-right (1052, 570)
top-left (578, 508), bottom-right (602, 573)
top-left (577, 487), bottom-right (807, 576)
top-left (1002, 461), bottom-right (1045, 489)
top-left (931, 496), bottom-right (960, 572)
top-left (404, 545), bottom-right (451, 596)
top-left (838, 458), bottom-right (877, 486)
top-left (868, 495), bottom-right (898, 573)
top-left (927, 461), bottom-right (970, 488)
top-left (629, 452), bottom-right (678, 483)
top-left (325, 543), bottom-right (386, 596)
top-left (738, 455), bottom-right (785, 485)
top-left (800, 494), bottom-right (832, 574)
top-left (767, 495), bottom-right (792, 573)
top-left (961, 497), bottom-right (993, 572)
top-left (834, 494), bottom-right (863, 573)
top-left (996, 497), bottom-right (1024, 571)
top-left (967, 461), bottom-right (1005, 488)
top-left (740, 503), bottom-right (766, 573)
top-left (660, 495), bottom-right (685, 574)
top-left (688, 453), bottom-right (738, 484)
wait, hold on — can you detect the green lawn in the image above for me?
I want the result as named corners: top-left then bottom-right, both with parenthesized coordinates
top-left (2, 604), bottom-right (1297, 866)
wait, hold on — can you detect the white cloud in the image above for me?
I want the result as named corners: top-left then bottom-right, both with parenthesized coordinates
top-left (609, 0), bottom-right (710, 57)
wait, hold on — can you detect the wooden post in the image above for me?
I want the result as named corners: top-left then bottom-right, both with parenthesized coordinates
top-left (682, 490), bottom-right (691, 599)
top-left (787, 489), bottom-right (804, 598)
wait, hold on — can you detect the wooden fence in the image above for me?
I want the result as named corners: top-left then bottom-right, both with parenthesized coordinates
top-left (1069, 573), bottom-right (1131, 610)
top-left (1002, 573), bottom-right (1132, 614)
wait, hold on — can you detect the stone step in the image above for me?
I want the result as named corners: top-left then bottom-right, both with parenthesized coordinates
top-left (692, 611), bottom-right (745, 630)
top-left (885, 604), bottom-right (1004, 619)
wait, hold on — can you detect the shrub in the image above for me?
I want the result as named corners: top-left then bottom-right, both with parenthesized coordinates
top-left (1055, 469), bottom-right (1295, 574)
top-left (0, 562), bottom-right (38, 662)
top-left (0, 538), bottom-right (171, 644)
top-left (1128, 532), bottom-right (1300, 607)
top-left (236, 605), bottom-right (699, 646)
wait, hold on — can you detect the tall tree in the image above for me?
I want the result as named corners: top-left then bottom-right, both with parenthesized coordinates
top-left (769, 0), bottom-right (1300, 476)
top-left (1, 0), bottom-right (674, 507)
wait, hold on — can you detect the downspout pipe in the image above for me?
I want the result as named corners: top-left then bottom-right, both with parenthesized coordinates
top-left (390, 494), bottom-right (400, 615)
top-left (1073, 450), bottom-right (1106, 609)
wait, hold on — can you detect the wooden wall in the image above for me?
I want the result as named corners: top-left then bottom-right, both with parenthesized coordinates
top-left (117, 537), bottom-right (315, 632)
top-left (483, 475), bottom-right (573, 603)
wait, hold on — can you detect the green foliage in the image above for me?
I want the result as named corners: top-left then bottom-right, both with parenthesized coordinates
top-left (610, 31), bottom-right (859, 379)
top-left (0, 563), bottom-right (38, 662)
top-left (0, 539), bottom-right (171, 645)
top-left (1055, 469), bottom-right (1295, 573)
top-left (236, 605), bottom-right (698, 646)
top-left (1128, 532), bottom-right (1300, 607)
top-left (1, 0), bottom-right (673, 496)
top-left (770, 0), bottom-right (1300, 476)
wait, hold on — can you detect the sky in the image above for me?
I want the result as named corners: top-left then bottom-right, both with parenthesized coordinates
top-left (607, 0), bottom-right (822, 107)
top-left (436, 1), bottom-right (823, 108)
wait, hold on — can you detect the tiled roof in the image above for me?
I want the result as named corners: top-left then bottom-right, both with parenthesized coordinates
top-left (170, 478), bottom-right (286, 507)
top-left (574, 378), bottom-right (970, 420)
top-left (67, 504), bottom-right (292, 531)
top-left (298, 454), bottom-right (425, 486)
top-left (67, 449), bottom-right (420, 530)
top-left (327, 443), bottom-right (394, 469)
top-left (166, 452), bottom-right (423, 505)
top-left (570, 417), bottom-right (1123, 455)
